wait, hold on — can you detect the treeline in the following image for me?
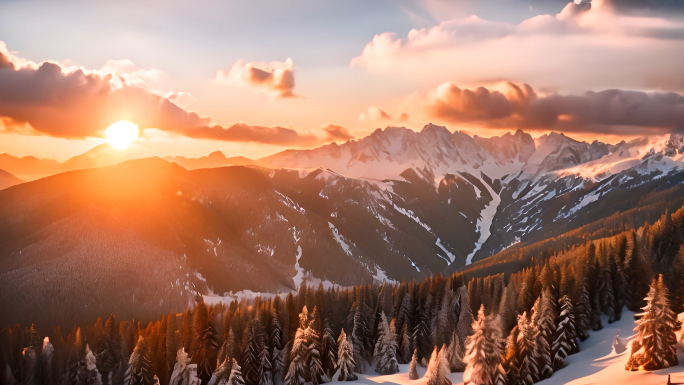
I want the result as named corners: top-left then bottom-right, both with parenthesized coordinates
top-left (3, 206), bottom-right (684, 385)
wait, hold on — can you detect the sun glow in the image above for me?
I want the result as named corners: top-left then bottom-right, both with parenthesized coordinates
top-left (105, 121), bottom-right (139, 150)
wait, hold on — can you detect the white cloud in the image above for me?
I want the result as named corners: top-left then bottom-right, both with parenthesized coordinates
top-left (351, 0), bottom-right (684, 94)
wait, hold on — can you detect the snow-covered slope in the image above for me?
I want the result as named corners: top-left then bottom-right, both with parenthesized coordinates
top-left (328, 312), bottom-right (684, 385)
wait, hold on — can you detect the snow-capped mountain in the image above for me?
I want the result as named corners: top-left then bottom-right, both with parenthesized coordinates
top-left (2, 125), bottom-right (684, 327)
top-left (259, 124), bottom-right (684, 264)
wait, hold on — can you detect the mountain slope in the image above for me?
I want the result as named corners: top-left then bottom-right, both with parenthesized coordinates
top-left (0, 157), bottom-right (487, 327)
top-left (0, 169), bottom-right (22, 189)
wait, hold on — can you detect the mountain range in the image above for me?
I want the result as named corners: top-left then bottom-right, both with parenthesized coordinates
top-left (2, 124), bottom-right (684, 327)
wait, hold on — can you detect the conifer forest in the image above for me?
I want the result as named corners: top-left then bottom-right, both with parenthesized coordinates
top-left (3, 204), bottom-right (684, 385)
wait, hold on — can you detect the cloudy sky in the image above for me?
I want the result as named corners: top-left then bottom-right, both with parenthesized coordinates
top-left (1, 0), bottom-right (683, 160)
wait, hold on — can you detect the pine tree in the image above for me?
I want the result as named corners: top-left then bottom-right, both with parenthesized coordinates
top-left (412, 295), bottom-right (433, 365)
top-left (303, 320), bottom-right (328, 385)
top-left (497, 280), bottom-right (517, 334)
top-left (427, 346), bottom-right (452, 385)
top-left (284, 308), bottom-right (308, 385)
top-left (335, 330), bottom-right (356, 382)
top-left (372, 313), bottom-right (399, 375)
top-left (530, 291), bottom-right (555, 381)
top-left (625, 275), bottom-right (679, 371)
top-left (574, 282), bottom-right (591, 341)
top-left (551, 296), bottom-right (579, 371)
top-left (124, 336), bottom-right (153, 385)
top-left (590, 270), bottom-right (604, 331)
top-left (39, 337), bottom-right (54, 385)
top-left (190, 301), bottom-right (219, 384)
top-left (395, 294), bottom-right (412, 343)
top-left (320, 320), bottom-right (337, 379)
top-left (444, 330), bottom-right (465, 372)
top-left (504, 312), bottom-right (537, 385)
top-left (169, 348), bottom-right (191, 385)
top-left (463, 305), bottom-right (506, 385)
top-left (612, 263), bottom-right (631, 321)
top-left (600, 263), bottom-right (616, 323)
top-left (257, 340), bottom-right (273, 385)
top-left (241, 319), bottom-right (263, 385)
top-left (227, 359), bottom-right (246, 385)
top-left (84, 345), bottom-right (103, 385)
top-left (207, 357), bottom-right (232, 385)
top-left (408, 349), bottom-right (419, 380)
top-left (455, 286), bottom-right (473, 351)
top-left (397, 322), bottom-right (412, 365)
top-left (63, 327), bottom-right (86, 385)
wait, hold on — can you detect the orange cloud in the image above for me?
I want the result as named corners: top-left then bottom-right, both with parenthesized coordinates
top-left (215, 58), bottom-right (298, 98)
top-left (0, 44), bottom-right (323, 147)
top-left (322, 124), bottom-right (354, 141)
top-left (425, 81), bottom-right (684, 135)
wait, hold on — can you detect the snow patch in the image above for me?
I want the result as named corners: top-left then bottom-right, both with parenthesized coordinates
top-left (392, 203), bottom-right (431, 232)
top-left (465, 177), bottom-right (501, 265)
top-left (435, 238), bottom-right (456, 264)
top-left (329, 222), bottom-right (352, 256)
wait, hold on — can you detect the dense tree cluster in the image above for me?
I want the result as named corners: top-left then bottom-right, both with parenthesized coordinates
top-left (3, 204), bottom-right (684, 385)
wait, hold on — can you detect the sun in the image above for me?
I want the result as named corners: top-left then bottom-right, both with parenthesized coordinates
top-left (105, 121), bottom-right (139, 150)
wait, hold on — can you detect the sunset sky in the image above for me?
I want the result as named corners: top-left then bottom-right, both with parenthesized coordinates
top-left (1, 0), bottom-right (684, 161)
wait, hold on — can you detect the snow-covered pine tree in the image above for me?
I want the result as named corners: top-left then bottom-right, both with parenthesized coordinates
top-left (271, 343), bottom-right (288, 385)
top-left (169, 348), bottom-right (191, 385)
top-left (463, 305), bottom-right (506, 385)
top-left (258, 340), bottom-right (273, 385)
top-left (552, 295), bottom-right (579, 371)
top-left (372, 312), bottom-right (399, 375)
top-left (84, 345), bottom-right (103, 385)
top-left (320, 320), bottom-right (337, 379)
top-left (625, 275), bottom-right (679, 371)
top-left (124, 336), bottom-right (153, 385)
top-left (207, 357), bottom-right (232, 385)
top-left (408, 349), bottom-right (419, 380)
top-left (504, 312), bottom-right (537, 385)
top-left (303, 319), bottom-right (328, 385)
top-left (335, 330), bottom-right (357, 382)
top-left (228, 359), bottom-right (246, 385)
top-left (427, 346), bottom-right (452, 385)
top-left (424, 347), bottom-right (438, 380)
top-left (530, 291), bottom-right (555, 381)
top-left (284, 308), bottom-right (308, 385)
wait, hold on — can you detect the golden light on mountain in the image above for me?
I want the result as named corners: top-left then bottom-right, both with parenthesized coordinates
top-left (105, 121), bottom-right (139, 150)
